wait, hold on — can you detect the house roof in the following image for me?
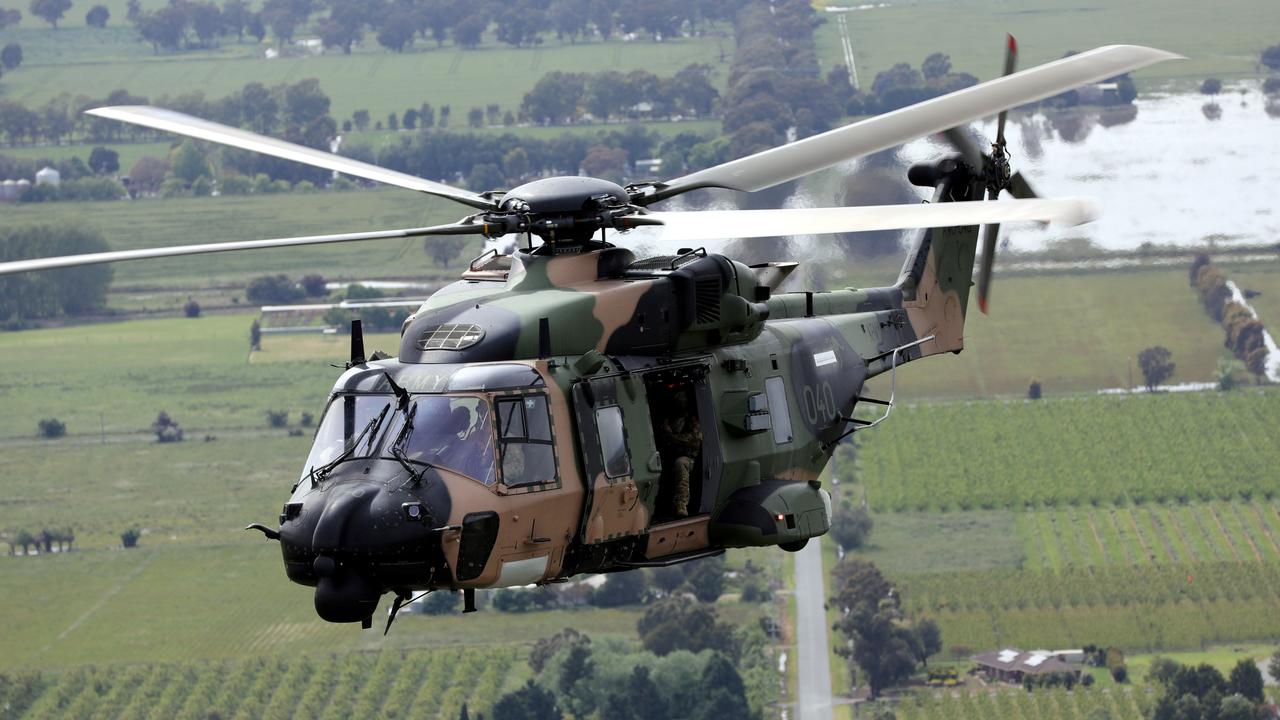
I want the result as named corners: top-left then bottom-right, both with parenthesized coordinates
top-left (972, 648), bottom-right (1081, 676)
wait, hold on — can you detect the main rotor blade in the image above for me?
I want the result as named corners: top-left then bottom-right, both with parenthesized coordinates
top-left (634, 197), bottom-right (1097, 243)
top-left (942, 126), bottom-right (986, 168)
top-left (85, 106), bottom-right (494, 210)
top-left (650, 44), bottom-right (1180, 202)
top-left (0, 223), bottom-right (485, 276)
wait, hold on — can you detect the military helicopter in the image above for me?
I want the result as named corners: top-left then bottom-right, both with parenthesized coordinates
top-left (0, 42), bottom-right (1178, 631)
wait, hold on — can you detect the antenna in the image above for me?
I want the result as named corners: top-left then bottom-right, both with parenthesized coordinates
top-left (350, 319), bottom-right (366, 366)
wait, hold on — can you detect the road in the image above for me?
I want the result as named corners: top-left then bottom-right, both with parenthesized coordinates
top-left (794, 539), bottom-right (835, 720)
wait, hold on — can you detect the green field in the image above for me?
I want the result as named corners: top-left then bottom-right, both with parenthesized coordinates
top-left (855, 391), bottom-right (1280, 512)
top-left (3, 189), bottom-right (476, 288)
top-left (814, 0), bottom-right (1280, 88)
top-left (0, 23), bottom-right (731, 123)
top-left (895, 686), bottom-right (1157, 720)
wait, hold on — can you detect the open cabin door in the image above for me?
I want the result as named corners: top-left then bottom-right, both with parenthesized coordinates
top-left (571, 374), bottom-right (660, 545)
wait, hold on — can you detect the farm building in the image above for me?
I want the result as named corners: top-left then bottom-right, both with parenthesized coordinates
top-left (972, 648), bottom-right (1085, 684)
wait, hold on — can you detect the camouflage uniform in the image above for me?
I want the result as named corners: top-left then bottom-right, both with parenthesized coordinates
top-left (661, 413), bottom-right (701, 517)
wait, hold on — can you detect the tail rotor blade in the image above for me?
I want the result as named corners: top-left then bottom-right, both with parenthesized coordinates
top-left (1008, 171), bottom-right (1039, 200)
top-left (995, 35), bottom-right (1020, 146)
top-left (942, 126), bottom-right (986, 167)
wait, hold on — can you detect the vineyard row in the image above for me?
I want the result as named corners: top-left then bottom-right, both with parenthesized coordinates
top-left (0, 646), bottom-right (519, 720)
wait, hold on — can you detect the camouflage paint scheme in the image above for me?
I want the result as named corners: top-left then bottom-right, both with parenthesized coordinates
top-left (275, 166), bottom-right (983, 623)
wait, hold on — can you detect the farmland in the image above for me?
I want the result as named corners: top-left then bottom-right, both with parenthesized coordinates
top-left (0, 18), bottom-right (731, 124)
top-left (1, 646), bottom-right (522, 720)
top-left (854, 391), bottom-right (1280, 511)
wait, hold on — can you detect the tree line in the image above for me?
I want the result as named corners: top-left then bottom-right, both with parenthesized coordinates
top-left (1190, 254), bottom-right (1271, 383)
top-left (6, 527), bottom-right (76, 555)
top-left (111, 0), bottom-right (739, 55)
top-left (518, 64), bottom-right (719, 125)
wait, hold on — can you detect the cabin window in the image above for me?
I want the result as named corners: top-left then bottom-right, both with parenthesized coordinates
top-left (765, 377), bottom-right (793, 444)
top-left (496, 395), bottom-right (556, 486)
top-left (595, 405), bottom-right (631, 479)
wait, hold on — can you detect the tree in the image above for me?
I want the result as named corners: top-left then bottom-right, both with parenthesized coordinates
top-left (424, 236), bottom-right (470, 268)
top-left (1270, 650), bottom-right (1280, 690)
top-left (922, 52), bottom-right (951, 81)
top-left (184, 298), bottom-right (202, 318)
top-left (830, 504), bottom-right (873, 551)
top-left (1218, 694), bottom-right (1259, 720)
top-left (454, 13), bottom-right (486, 49)
top-left (88, 147), bottom-right (120, 175)
top-left (467, 163), bottom-right (504, 192)
top-left (558, 643), bottom-right (594, 719)
top-left (170, 141), bottom-right (212, 186)
top-left (402, 108), bottom-right (417, 130)
top-left (591, 569), bottom-right (647, 607)
top-left (1028, 379), bottom-right (1043, 399)
top-left (0, 8), bottom-right (21, 28)
top-left (909, 618), bottom-right (943, 667)
top-left (0, 225), bottom-right (113, 321)
top-left (376, 13), bottom-right (416, 52)
top-left (467, 106), bottom-right (484, 128)
top-left (121, 527), bottom-right (141, 548)
top-left (1261, 44), bottom-right (1280, 72)
top-left (637, 598), bottom-right (738, 658)
top-left (683, 555), bottom-right (725, 603)
top-left (29, 0), bottom-right (72, 28)
top-left (1138, 346), bottom-right (1176, 391)
top-left (530, 628), bottom-right (590, 673)
top-left (1, 43), bottom-right (22, 71)
top-left (250, 319), bottom-right (262, 350)
top-left (491, 680), bottom-right (560, 720)
top-left (1227, 659), bottom-right (1264, 702)
top-left (352, 109), bottom-right (370, 131)
top-left (1200, 78), bottom-right (1223, 95)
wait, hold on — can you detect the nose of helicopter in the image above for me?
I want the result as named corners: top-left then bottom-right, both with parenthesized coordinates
top-left (276, 461), bottom-right (453, 624)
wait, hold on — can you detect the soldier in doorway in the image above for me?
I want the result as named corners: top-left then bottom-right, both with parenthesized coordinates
top-left (659, 391), bottom-right (701, 517)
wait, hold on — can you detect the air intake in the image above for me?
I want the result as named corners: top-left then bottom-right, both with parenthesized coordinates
top-left (416, 323), bottom-right (485, 350)
top-left (694, 278), bottom-right (721, 324)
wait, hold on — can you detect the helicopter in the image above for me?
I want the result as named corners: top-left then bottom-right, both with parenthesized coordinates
top-left (0, 41), bottom-right (1178, 631)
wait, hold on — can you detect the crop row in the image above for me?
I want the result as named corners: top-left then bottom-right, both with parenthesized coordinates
top-left (897, 560), bottom-right (1280, 613)
top-left (895, 687), bottom-right (1156, 720)
top-left (1015, 501), bottom-right (1280, 571)
top-left (852, 391), bottom-right (1280, 512)
top-left (3, 646), bottom-right (519, 720)
top-left (927, 598), bottom-right (1280, 653)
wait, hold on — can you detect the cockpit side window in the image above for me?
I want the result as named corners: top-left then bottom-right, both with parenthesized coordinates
top-left (496, 394), bottom-right (556, 487)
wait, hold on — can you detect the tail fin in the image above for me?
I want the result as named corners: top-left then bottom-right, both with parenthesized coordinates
top-left (894, 168), bottom-right (982, 358)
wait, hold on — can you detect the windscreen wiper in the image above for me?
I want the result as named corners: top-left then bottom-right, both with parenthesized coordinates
top-left (389, 402), bottom-right (435, 486)
top-left (308, 402), bottom-right (391, 486)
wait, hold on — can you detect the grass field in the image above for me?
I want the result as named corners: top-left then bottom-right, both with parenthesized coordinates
top-left (0, 313), bottom-right (403, 442)
top-left (814, 0), bottom-right (1280, 88)
top-left (854, 391), bottom-right (1280, 512)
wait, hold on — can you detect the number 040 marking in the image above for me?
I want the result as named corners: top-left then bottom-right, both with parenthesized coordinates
top-left (802, 382), bottom-right (836, 426)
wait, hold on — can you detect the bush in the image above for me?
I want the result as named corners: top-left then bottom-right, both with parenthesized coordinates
top-left (830, 504), bottom-right (874, 551)
top-left (220, 175), bottom-right (253, 195)
top-left (153, 411), bottom-right (184, 443)
top-left (266, 409), bottom-right (289, 428)
top-left (1111, 664), bottom-right (1128, 683)
top-left (183, 298), bottom-right (201, 318)
top-left (300, 411), bottom-right (314, 427)
top-left (37, 418), bottom-right (66, 438)
top-left (300, 274), bottom-right (328, 297)
top-left (121, 527), bottom-right (141, 548)
top-left (1028, 379), bottom-right (1042, 399)
top-left (246, 275), bottom-right (304, 304)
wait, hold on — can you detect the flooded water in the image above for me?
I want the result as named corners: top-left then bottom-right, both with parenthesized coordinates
top-left (902, 84), bottom-right (1280, 251)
